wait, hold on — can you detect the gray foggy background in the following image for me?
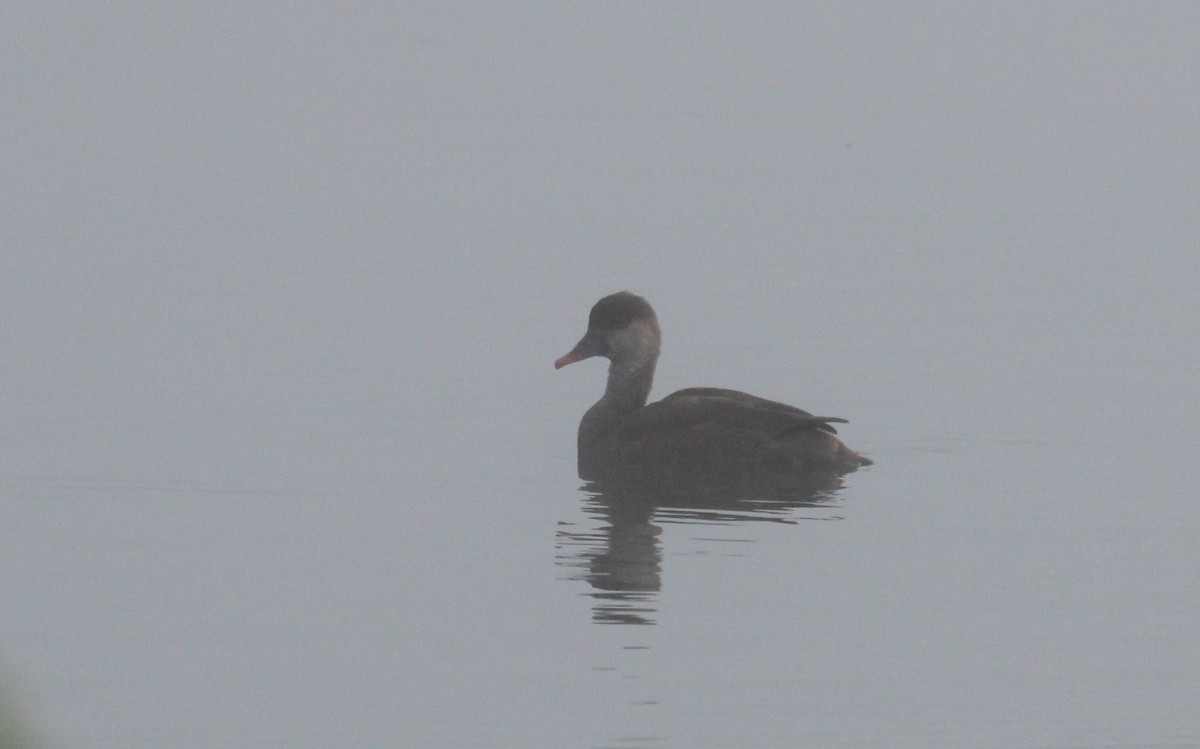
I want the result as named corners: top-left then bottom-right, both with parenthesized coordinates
top-left (2, 4), bottom-right (1197, 748)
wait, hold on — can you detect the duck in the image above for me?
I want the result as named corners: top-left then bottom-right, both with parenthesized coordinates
top-left (555, 292), bottom-right (871, 481)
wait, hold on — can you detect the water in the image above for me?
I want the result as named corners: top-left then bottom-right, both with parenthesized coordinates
top-left (2, 4), bottom-right (1198, 748)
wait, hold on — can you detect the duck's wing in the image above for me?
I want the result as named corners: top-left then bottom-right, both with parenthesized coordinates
top-left (619, 387), bottom-right (848, 441)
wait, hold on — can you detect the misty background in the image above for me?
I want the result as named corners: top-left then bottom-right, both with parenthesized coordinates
top-left (2, 4), bottom-right (1197, 748)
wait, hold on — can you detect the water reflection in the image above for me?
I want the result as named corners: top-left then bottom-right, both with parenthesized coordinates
top-left (556, 472), bottom-right (848, 625)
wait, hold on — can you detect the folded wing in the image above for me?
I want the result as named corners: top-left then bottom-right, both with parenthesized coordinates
top-left (618, 387), bottom-right (849, 443)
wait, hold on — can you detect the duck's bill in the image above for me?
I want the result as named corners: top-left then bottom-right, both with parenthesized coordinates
top-left (554, 334), bottom-right (603, 369)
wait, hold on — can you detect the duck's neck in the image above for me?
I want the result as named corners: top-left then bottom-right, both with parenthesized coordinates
top-left (603, 356), bottom-right (656, 413)
top-left (575, 319), bottom-right (662, 477)
top-left (577, 356), bottom-right (656, 470)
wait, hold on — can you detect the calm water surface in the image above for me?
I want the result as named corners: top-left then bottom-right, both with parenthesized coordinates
top-left (2, 5), bottom-right (1198, 748)
top-left (3, 279), bottom-right (1194, 748)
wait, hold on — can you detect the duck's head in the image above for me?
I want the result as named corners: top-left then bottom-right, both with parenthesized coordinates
top-left (555, 292), bottom-right (661, 370)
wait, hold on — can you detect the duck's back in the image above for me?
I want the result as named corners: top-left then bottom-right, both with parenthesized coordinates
top-left (588, 387), bottom-right (870, 479)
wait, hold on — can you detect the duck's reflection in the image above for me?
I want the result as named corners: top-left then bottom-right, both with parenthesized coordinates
top-left (556, 471), bottom-right (848, 625)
